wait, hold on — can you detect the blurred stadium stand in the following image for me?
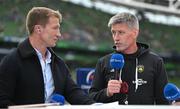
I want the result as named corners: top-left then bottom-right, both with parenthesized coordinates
top-left (0, 0), bottom-right (179, 79)
top-left (0, 38), bottom-right (180, 77)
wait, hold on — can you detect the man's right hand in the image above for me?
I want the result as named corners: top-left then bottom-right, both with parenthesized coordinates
top-left (106, 80), bottom-right (122, 97)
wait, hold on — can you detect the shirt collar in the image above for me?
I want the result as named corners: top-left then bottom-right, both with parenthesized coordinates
top-left (35, 48), bottom-right (52, 63)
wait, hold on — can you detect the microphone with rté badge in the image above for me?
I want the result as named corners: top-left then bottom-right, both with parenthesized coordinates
top-left (110, 53), bottom-right (129, 104)
top-left (164, 83), bottom-right (180, 104)
top-left (49, 93), bottom-right (65, 105)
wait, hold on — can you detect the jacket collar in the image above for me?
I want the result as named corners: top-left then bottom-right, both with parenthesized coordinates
top-left (17, 38), bottom-right (56, 59)
top-left (17, 38), bottom-right (37, 58)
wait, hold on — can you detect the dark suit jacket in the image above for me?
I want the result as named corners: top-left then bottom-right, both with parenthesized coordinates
top-left (0, 38), bottom-right (94, 107)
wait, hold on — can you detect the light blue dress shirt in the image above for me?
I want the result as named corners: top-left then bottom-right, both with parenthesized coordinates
top-left (35, 48), bottom-right (55, 102)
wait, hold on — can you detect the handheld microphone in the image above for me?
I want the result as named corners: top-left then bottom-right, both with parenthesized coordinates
top-left (49, 93), bottom-right (65, 105)
top-left (110, 54), bottom-right (128, 93)
top-left (110, 53), bottom-right (124, 80)
top-left (164, 83), bottom-right (180, 102)
top-left (110, 53), bottom-right (128, 104)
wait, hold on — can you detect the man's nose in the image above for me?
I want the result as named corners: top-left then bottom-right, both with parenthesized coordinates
top-left (57, 31), bottom-right (62, 40)
top-left (114, 33), bottom-right (120, 41)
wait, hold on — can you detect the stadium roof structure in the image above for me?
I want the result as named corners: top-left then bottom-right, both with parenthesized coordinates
top-left (63, 0), bottom-right (180, 26)
top-left (105, 0), bottom-right (180, 17)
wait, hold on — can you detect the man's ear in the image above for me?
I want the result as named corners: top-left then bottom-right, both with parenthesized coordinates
top-left (132, 28), bottom-right (139, 38)
top-left (34, 25), bottom-right (42, 34)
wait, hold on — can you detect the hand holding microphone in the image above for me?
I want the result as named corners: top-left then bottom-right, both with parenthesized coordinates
top-left (109, 53), bottom-right (128, 94)
top-left (109, 53), bottom-right (129, 104)
top-left (107, 54), bottom-right (128, 96)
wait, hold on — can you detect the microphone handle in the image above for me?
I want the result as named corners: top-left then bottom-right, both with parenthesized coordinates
top-left (115, 69), bottom-right (122, 81)
top-left (115, 69), bottom-right (120, 80)
top-left (123, 94), bottom-right (128, 105)
top-left (119, 69), bottom-right (122, 81)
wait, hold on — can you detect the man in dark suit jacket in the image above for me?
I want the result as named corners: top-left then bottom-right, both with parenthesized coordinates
top-left (0, 7), bottom-right (95, 108)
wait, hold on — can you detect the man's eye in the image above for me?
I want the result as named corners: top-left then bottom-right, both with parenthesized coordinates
top-left (118, 31), bottom-right (125, 34)
top-left (112, 31), bottom-right (116, 34)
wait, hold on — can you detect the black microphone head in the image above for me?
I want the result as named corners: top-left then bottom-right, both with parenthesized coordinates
top-left (164, 83), bottom-right (180, 101)
top-left (49, 93), bottom-right (65, 105)
top-left (110, 53), bottom-right (124, 69)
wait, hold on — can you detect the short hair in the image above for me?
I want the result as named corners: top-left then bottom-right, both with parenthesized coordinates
top-left (26, 7), bottom-right (62, 35)
top-left (108, 12), bottom-right (139, 29)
